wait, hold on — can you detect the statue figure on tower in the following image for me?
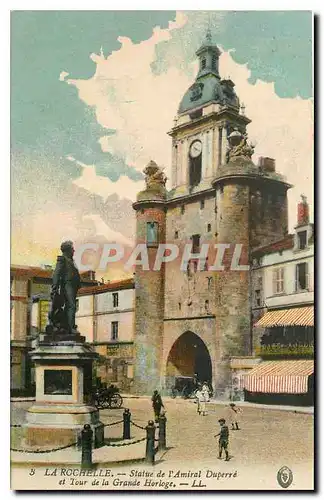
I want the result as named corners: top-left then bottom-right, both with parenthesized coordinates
top-left (143, 160), bottom-right (167, 190)
top-left (46, 240), bottom-right (81, 335)
top-left (227, 129), bottom-right (255, 161)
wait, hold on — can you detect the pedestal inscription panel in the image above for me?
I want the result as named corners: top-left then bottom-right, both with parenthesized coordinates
top-left (44, 369), bottom-right (72, 395)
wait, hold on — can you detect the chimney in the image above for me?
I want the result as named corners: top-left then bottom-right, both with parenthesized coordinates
top-left (258, 157), bottom-right (276, 172)
top-left (297, 195), bottom-right (309, 226)
top-left (81, 270), bottom-right (96, 281)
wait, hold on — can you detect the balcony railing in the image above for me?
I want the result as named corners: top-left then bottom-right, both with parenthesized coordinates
top-left (255, 344), bottom-right (314, 359)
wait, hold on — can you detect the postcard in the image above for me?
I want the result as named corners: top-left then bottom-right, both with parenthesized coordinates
top-left (10, 10), bottom-right (314, 491)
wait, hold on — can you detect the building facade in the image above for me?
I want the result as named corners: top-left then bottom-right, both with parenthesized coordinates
top-left (76, 279), bottom-right (135, 392)
top-left (132, 31), bottom-right (291, 397)
top-left (10, 265), bottom-right (96, 395)
top-left (246, 197), bottom-right (314, 404)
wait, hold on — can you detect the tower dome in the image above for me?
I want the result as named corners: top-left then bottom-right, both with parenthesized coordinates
top-left (178, 29), bottom-right (240, 115)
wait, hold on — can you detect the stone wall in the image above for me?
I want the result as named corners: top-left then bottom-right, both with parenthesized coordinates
top-left (133, 205), bottom-right (166, 394)
top-left (213, 182), bottom-right (251, 394)
top-left (94, 343), bottom-right (134, 392)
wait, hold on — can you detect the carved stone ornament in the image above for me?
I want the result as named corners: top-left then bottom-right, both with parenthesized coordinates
top-left (143, 160), bottom-right (167, 189)
top-left (227, 129), bottom-right (255, 160)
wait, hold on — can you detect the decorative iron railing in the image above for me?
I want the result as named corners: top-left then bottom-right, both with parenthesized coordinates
top-left (255, 344), bottom-right (314, 359)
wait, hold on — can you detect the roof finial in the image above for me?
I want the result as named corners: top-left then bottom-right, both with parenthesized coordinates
top-left (206, 27), bottom-right (212, 43)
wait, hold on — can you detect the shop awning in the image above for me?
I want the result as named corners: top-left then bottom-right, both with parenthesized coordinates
top-left (244, 360), bottom-right (314, 394)
top-left (255, 306), bottom-right (314, 328)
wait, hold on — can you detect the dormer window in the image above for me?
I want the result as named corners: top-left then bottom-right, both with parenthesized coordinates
top-left (201, 57), bottom-right (206, 70)
top-left (212, 55), bottom-right (217, 69)
top-left (297, 230), bottom-right (307, 250)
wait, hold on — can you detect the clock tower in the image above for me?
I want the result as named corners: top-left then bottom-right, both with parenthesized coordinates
top-left (169, 29), bottom-right (251, 196)
top-left (133, 30), bottom-right (291, 398)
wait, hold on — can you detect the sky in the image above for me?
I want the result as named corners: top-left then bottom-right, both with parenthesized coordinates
top-left (11, 10), bottom-right (313, 280)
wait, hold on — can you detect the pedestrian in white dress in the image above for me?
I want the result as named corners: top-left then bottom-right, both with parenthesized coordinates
top-left (202, 382), bottom-right (210, 402)
top-left (195, 388), bottom-right (207, 416)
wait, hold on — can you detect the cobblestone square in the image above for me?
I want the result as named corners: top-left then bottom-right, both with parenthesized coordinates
top-left (11, 397), bottom-right (314, 467)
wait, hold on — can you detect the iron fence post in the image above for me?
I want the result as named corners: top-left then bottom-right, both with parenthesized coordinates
top-left (81, 424), bottom-right (93, 468)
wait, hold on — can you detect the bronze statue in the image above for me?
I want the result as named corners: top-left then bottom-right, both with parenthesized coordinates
top-left (47, 240), bottom-right (81, 335)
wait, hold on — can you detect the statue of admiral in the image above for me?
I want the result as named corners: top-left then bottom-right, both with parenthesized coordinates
top-left (47, 240), bottom-right (81, 335)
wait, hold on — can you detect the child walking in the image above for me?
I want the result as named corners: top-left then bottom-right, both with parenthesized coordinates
top-left (215, 418), bottom-right (230, 461)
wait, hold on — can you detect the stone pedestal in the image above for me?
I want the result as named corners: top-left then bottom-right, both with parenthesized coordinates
top-left (24, 334), bottom-right (104, 448)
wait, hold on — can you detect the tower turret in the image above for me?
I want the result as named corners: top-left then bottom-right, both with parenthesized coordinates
top-left (195, 28), bottom-right (221, 79)
top-left (211, 130), bottom-right (291, 394)
top-left (132, 161), bottom-right (167, 394)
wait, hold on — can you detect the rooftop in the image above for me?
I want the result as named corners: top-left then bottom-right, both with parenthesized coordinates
top-left (252, 235), bottom-right (295, 257)
top-left (10, 265), bottom-right (97, 284)
top-left (78, 278), bottom-right (135, 296)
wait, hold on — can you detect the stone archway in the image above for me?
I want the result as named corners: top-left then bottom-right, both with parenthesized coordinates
top-left (165, 331), bottom-right (212, 388)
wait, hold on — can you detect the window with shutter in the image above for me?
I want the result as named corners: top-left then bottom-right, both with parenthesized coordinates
top-left (296, 262), bottom-right (308, 291)
top-left (111, 321), bottom-right (119, 341)
top-left (273, 267), bottom-right (285, 294)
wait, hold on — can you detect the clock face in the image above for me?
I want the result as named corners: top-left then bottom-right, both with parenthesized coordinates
top-left (190, 140), bottom-right (202, 158)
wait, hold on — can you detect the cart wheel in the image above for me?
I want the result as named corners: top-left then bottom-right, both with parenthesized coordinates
top-left (99, 397), bottom-right (109, 409)
top-left (109, 394), bottom-right (123, 408)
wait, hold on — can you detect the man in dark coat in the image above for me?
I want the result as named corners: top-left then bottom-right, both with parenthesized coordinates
top-left (152, 390), bottom-right (164, 422)
top-left (215, 418), bottom-right (230, 461)
top-left (48, 240), bottom-right (81, 334)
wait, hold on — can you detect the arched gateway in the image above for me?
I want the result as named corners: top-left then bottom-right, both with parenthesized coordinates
top-left (165, 332), bottom-right (212, 389)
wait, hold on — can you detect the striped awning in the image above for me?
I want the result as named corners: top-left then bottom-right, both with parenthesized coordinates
top-left (244, 360), bottom-right (314, 394)
top-left (255, 306), bottom-right (314, 328)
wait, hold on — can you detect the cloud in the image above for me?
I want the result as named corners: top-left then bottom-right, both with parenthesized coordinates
top-left (66, 13), bottom-right (313, 229)
top-left (217, 49), bottom-right (313, 226)
top-left (68, 156), bottom-right (144, 201)
top-left (12, 11), bottom-right (313, 272)
top-left (64, 12), bottom-right (189, 176)
top-left (82, 214), bottom-right (133, 247)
